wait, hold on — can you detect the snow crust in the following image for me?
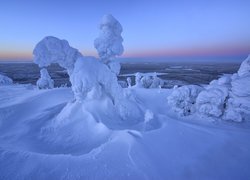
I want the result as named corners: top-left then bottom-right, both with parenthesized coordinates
top-left (0, 74), bottom-right (13, 85)
top-left (36, 68), bottom-right (54, 89)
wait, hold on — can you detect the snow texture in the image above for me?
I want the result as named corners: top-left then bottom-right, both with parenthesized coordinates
top-left (0, 74), bottom-right (13, 85)
top-left (33, 36), bottom-right (82, 74)
top-left (94, 14), bottom-right (124, 62)
top-left (36, 68), bottom-right (54, 89)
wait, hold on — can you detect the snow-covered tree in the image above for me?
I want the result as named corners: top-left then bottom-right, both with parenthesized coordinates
top-left (127, 77), bottom-right (132, 88)
top-left (134, 73), bottom-right (164, 89)
top-left (167, 85), bottom-right (204, 116)
top-left (238, 54), bottom-right (250, 77)
top-left (94, 14), bottom-right (124, 63)
top-left (33, 36), bottom-right (82, 75)
top-left (167, 55), bottom-right (250, 122)
top-left (196, 86), bottom-right (228, 118)
top-left (0, 74), bottom-right (13, 85)
top-left (36, 68), bottom-right (54, 89)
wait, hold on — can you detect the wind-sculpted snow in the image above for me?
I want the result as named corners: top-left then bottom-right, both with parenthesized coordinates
top-left (33, 36), bottom-right (82, 74)
top-left (1, 86), bottom-right (250, 179)
top-left (36, 68), bottom-right (54, 89)
top-left (0, 74), bottom-right (13, 85)
top-left (167, 85), bottom-right (203, 116)
top-left (94, 14), bottom-right (124, 62)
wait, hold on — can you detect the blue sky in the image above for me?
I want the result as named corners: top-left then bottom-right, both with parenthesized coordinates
top-left (0, 0), bottom-right (250, 60)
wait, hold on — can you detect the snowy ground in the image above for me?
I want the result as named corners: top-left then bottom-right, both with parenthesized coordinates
top-left (0, 84), bottom-right (250, 180)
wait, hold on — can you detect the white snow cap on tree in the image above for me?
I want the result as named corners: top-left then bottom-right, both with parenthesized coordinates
top-left (33, 36), bottom-right (82, 74)
top-left (94, 14), bottom-right (124, 62)
top-left (238, 54), bottom-right (250, 77)
top-left (37, 68), bottom-right (54, 89)
top-left (0, 74), bottom-right (13, 85)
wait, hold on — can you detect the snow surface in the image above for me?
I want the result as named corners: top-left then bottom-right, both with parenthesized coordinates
top-left (0, 85), bottom-right (250, 179)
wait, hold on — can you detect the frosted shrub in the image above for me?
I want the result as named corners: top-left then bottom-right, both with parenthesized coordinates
top-left (196, 86), bottom-right (228, 118)
top-left (0, 74), bottom-right (13, 85)
top-left (238, 55), bottom-right (250, 77)
top-left (167, 85), bottom-right (203, 116)
top-left (127, 77), bottom-right (132, 88)
top-left (36, 68), bottom-right (54, 89)
top-left (135, 73), bottom-right (163, 88)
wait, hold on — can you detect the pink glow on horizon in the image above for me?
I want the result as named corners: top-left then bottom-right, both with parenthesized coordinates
top-left (1, 45), bottom-right (249, 60)
top-left (123, 45), bottom-right (250, 58)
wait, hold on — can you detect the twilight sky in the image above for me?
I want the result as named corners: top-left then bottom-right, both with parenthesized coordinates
top-left (0, 0), bottom-right (250, 60)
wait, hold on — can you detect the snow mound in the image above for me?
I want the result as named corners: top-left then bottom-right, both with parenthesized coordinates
top-left (167, 85), bottom-right (203, 116)
top-left (135, 72), bottom-right (164, 88)
top-left (0, 74), bottom-right (13, 85)
top-left (36, 68), bottom-right (54, 89)
top-left (94, 14), bottom-right (124, 62)
top-left (33, 36), bottom-right (82, 74)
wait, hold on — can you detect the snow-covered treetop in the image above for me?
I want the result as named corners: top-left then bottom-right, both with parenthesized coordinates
top-left (238, 55), bottom-right (250, 77)
top-left (33, 36), bottom-right (82, 73)
top-left (94, 14), bottom-right (124, 62)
